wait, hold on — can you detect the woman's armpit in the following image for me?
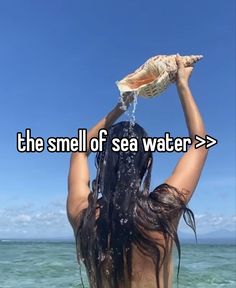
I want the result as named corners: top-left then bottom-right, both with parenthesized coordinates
top-left (150, 182), bottom-right (188, 204)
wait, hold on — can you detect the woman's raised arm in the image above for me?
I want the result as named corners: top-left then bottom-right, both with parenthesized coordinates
top-left (67, 93), bottom-right (134, 226)
top-left (165, 55), bottom-right (208, 204)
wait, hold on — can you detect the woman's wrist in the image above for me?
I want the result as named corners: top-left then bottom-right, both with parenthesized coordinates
top-left (115, 100), bottom-right (130, 111)
top-left (176, 80), bottom-right (190, 91)
top-left (105, 92), bottom-right (135, 127)
top-left (105, 103), bottom-right (124, 127)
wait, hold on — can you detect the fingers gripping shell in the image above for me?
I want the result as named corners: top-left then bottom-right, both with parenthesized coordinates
top-left (116, 54), bottom-right (203, 98)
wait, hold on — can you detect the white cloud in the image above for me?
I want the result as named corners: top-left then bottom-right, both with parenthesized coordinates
top-left (0, 203), bottom-right (235, 239)
top-left (179, 213), bottom-right (236, 235)
top-left (0, 202), bottom-right (73, 239)
top-left (15, 214), bottom-right (32, 222)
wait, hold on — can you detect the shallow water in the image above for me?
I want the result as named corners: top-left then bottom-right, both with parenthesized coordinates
top-left (0, 241), bottom-right (235, 288)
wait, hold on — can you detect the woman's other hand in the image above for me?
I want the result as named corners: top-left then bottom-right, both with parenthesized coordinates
top-left (176, 54), bottom-right (193, 87)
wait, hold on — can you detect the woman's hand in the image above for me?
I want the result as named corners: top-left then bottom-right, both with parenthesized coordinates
top-left (176, 54), bottom-right (193, 87)
top-left (117, 91), bottom-right (135, 111)
top-left (122, 91), bottom-right (135, 105)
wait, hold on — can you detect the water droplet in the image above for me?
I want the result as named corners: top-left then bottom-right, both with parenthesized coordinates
top-left (129, 92), bottom-right (138, 125)
top-left (120, 218), bottom-right (128, 225)
top-left (115, 203), bottom-right (120, 210)
top-left (105, 269), bottom-right (110, 275)
top-left (119, 94), bottom-right (128, 111)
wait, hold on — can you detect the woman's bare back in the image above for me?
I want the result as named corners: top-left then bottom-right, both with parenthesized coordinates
top-left (130, 230), bottom-right (174, 288)
top-left (95, 207), bottom-right (174, 288)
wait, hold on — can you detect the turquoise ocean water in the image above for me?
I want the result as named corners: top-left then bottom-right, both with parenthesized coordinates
top-left (0, 240), bottom-right (235, 288)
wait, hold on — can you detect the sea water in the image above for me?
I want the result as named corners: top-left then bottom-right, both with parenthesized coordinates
top-left (0, 240), bottom-right (235, 288)
top-left (126, 92), bottom-right (138, 126)
top-left (119, 91), bottom-right (138, 126)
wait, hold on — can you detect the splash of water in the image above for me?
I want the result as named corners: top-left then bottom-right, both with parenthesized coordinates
top-left (130, 92), bottom-right (138, 126)
top-left (119, 91), bottom-right (139, 139)
top-left (119, 93), bottom-right (127, 111)
top-left (115, 92), bottom-right (139, 214)
top-left (123, 91), bottom-right (138, 127)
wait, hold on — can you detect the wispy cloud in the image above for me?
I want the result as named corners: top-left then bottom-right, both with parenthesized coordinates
top-left (0, 203), bottom-right (235, 239)
top-left (0, 201), bottom-right (72, 239)
top-left (179, 213), bottom-right (236, 235)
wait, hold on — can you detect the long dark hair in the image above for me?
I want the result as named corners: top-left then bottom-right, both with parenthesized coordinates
top-left (75, 121), bottom-right (196, 288)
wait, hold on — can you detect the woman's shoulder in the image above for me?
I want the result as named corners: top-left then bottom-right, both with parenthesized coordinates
top-left (149, 182), bottom-right (183, 199)
top-left (152, 182), bottom-right (180, 191)
top-left (148, 183), bottom-right (186, 219)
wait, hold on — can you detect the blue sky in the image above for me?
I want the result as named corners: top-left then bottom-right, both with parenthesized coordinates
top-left (0, 0), bottom-right (235, 239)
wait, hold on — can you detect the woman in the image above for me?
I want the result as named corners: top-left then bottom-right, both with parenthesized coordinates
top-left (67, 55), bottom-right (208, 288)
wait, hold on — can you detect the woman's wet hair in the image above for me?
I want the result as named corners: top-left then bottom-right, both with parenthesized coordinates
top-left (75, 121), bottom-right (196, 288)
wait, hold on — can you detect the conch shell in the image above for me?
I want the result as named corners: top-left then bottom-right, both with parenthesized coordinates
top-left (116, 54), bottom-right (203, 98)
